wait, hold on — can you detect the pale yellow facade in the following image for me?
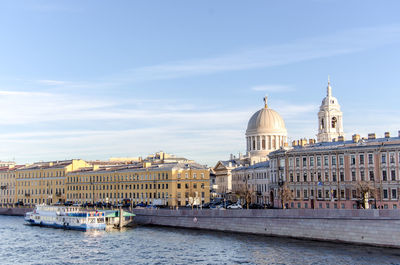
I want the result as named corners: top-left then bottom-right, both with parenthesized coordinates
top-left (66, 162), bottom-right (210, 207)
top-left (0, 166), bottom-right (19, 204)
top-left (15, 159), bottom-right (91, 205)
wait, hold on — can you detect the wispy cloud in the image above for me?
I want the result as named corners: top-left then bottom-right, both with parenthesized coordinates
top-left (251, 85), bottom-right (293, 92)
top-left (114, 24), bottom-right (400, 82)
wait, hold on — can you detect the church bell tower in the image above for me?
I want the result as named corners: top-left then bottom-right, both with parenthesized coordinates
top-left (317, 77), bottom-right (344, 142)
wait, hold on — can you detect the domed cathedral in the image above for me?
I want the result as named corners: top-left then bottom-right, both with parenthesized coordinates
top-left (245, 96), bottom-right (288, 164)
top-left (317, 77), bottom-right (344, 142)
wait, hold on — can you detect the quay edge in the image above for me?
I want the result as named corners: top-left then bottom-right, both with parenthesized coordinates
top-left (132, 208), bottom-right (400, 249)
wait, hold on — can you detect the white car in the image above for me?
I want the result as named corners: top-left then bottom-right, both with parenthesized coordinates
top-left (227, 204), bottom-right (243, 209)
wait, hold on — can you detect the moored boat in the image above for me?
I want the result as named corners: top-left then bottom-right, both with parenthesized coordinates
top-left (25, 204), bottom-right (106, 231)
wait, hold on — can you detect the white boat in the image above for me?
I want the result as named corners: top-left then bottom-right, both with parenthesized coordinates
top-left (25, 204), bottom-right (106, 231)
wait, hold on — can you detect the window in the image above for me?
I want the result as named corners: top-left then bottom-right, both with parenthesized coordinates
top-left (381, 154), bottom-right (387, 164)
top-left (359, 154), bottom-right (364, 165)
top-left (185, 183), bottom-right (189, 189)
top-left (290, 173), bottom-right (294, 182)
top-left (324, 156), bottom-right (329, 166)
top-left (331, 117), bottom-right (337, 128)
top-left (318, 172), bottom-right (322, 182)
top-left (310, 157), bottom-right (314, 167)
top-left (383, 189), bottom-right (388, 199)
top-left (289, 158), bottom-right (293, 167)
top-left (360, 171), bottom-right (365, 181)
top-left (369, 170), bottom-right (375, 181)
top-left (303, 173), bottom-right (307, 182)
top-left (389, 153), bottom-right (395, 164)
top-left (392, 189), bottom-right (397, 200)
top-left (295, 158), bottom-right (300, 167)
top-left (352, 190), bottom-right (357, 199)
top-left (351, 171), bottom-right (356, 181)
top-left (350, 155), bottom-right (356, 165)
top-left (296, 174), bottom-right (300, 182)
top-left (332, 172), bottom-right (337, 182)
top-left (332, 156), bottom-right (337, 166)
top-left (317, 156), bottom-right (321, 167)
top-left (302, 157), bottom-right (307, 167)
top-left (303, 189), bottom-right (308, 199)
top-left (391, 170), bottom-right (396, 181)
top-left (325, 190), bottom-right (330, 198)
top-left (339, 155), bottom-right (344, 166)
top-left (368, 153), bottom-right (374, 165)
top-left (177, 173), bottom-right (181, 179)
top-left (325, 171), bottom-right (329, 181)
top-left (193, 173), bottom-right (197, 179)
top-left (382, 170), bottom-right (387, 181)
top-left (296, 189), bottom-right (300, 198)
top-left (340, 172), bottom-right (344, 182)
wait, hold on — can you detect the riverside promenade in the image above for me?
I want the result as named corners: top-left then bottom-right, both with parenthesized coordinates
top-left (132, 208), bottom-right (400, 248)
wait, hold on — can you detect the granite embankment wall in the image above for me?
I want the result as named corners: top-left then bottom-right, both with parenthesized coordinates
top-left (132, 208), bottom-right (400, 248)
top-left (0, 207), bottom-right (32, 216)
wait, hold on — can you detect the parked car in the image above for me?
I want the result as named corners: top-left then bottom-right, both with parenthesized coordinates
top-left (146, 204), bottom-right (158, 209)
top-left (249, 203), bottom-right (264, 209)
top-left (64, 201), bottom-right (73, 206)
top-left (72, 203), bottom-right (81, 207)
top-left (227, 203), bottom-right (243, 209)
top-left (135, 202), bottom-right (147, 208)
top-left (14, 201), bottom-right (24, 207)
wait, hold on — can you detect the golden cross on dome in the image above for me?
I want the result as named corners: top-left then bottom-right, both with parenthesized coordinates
top-left (264, 96), bottom-right (268, 108)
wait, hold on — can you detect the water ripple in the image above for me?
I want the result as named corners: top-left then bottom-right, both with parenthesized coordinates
top-left (0, 216), bottom-right (399, 265)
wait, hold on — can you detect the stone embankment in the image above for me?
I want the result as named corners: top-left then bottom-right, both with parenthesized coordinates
top-left (0, 207), bottom-right (32, 216)
top-left (132, 208), bottom-right (400, 248)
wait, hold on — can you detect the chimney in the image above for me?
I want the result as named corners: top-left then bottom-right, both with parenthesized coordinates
top-left (338, 136), bottom-right (344, 142)
top-left (352, 134), bottom-right (360, 143)
top-left (385, 132), bottom-right (390, 138)
top-left (368, 133), bottom-right (376, 140)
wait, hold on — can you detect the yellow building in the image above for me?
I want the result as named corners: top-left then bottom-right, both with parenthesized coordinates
top-left (15, 159), bottom-right (91, 205)
top-left (0, 165), bottom-right (21, 205)
top-left (66, 162), bottom-right (210, 207)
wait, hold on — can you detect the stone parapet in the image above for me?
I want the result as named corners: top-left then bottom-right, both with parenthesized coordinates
top-left (132, 209), bottom-right (400, 248)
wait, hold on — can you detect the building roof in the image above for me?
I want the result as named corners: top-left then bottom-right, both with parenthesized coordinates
top-left (270, 136), bottom-right (400, 156)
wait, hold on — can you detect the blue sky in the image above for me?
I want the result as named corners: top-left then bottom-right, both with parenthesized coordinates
top-left (0, 1), bottom-right (400, 166)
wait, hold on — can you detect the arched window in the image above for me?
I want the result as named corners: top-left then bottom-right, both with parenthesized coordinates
top-left (321, 118), bottom-right (324, 129)
top-left (332, 117), bottom-right (337, 128)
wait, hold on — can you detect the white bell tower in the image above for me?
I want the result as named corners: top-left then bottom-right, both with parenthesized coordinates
top-left (317, 77), bottom-right (344, 142)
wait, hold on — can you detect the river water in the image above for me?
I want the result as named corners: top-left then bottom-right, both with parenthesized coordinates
top-left (0, 216), bottom-right (399, 265)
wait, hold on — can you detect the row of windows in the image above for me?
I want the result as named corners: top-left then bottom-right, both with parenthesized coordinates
top-left (18, 188), bottom-right (64, 196)
top-left (177, 183), bottom-right (205, 189)
top-left (18, 180), bottom-right (64, 186)
top-left (68, 183), bottom-right (170, 191)
top-left (287, 152), bottom-right (400, 168)
top-left (288, 169), bottom-right (398, 183)
top-left (68, 172), bottom-right (171, 183)
top-left (290, 188), bottom-right (398, 200)
top-left (68, 192), bottom-right (170, 200)
top-left (17, 171), bottom-right (65, 178)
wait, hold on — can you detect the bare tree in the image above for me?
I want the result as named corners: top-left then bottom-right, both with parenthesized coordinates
top-left (355, 181), bottom-right (377, 209)
top-left (279, 183), bottom-right (293, 209)
top-left (235, 180), bottom-right (255, 209)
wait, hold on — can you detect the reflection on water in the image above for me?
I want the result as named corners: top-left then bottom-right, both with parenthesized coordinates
top-left (0, 216), bottom-right (399, 265)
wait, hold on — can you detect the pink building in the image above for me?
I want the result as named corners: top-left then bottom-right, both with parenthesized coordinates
top-left (269, 132), bottom-right (400, 209)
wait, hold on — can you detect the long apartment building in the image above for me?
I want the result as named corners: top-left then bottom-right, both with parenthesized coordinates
top-left (269, 132), bottom-right (400, 210)
top-left (66, 162), bottom-right (210, 207)
top-left (15, 159), bottom-right (91, 205)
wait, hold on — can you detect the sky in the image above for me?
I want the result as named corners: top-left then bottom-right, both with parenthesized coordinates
top-left (0, 1), bottom-right (400, 166)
